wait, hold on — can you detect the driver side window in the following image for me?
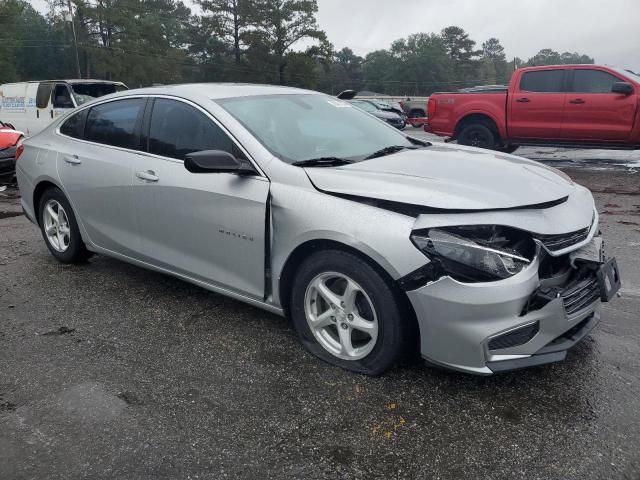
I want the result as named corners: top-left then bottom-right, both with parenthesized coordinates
top-left (147, 99), bottom-right (244, 161)
top-left (52, 84), bottom-right (75, 109)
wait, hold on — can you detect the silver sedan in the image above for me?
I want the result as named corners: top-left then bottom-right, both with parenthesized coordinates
top-left (15, 84), bottom-right (620, 375)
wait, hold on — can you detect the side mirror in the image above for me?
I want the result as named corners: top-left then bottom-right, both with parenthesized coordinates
top-left (184, 150), bottom-right (257, 175)
top-left (611, 82), bottom-right (633, 95)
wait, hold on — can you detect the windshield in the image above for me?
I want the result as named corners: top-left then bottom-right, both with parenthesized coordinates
top-left (71, 83), bottom-right (128, 105)
top-left (217, 94), bottom-right (413, 164)
top-left (611, 67), bottom-right (640, 84)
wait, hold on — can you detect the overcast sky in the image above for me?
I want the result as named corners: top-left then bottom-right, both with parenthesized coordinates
top-left (315, 0), bottom-right (640, 72)
top-left (31, 0), bottom-right (640, 72)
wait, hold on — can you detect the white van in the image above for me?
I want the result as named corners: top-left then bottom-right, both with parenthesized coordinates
top-left (0, 79), bottom-right (127, 137)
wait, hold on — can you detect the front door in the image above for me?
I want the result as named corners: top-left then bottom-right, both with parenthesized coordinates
top-left (508, 68), bottom-right (567, 140)
top-left (131, 98), bottom-right (269, 299)
top-left (562, 68), bottom-right (636, 141)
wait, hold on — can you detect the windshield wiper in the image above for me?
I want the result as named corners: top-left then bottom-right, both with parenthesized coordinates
top-left (292, 157), bottom-right (355, 167)
top-left (364, 145), bottom-right (418, 160)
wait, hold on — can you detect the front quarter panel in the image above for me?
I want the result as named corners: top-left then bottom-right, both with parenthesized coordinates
top-left (270, 181), bottom-right (427, 309)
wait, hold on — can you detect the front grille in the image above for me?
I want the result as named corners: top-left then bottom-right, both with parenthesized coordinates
top-left (522, 267), bottom-right (601, 317)
top-left (535, 227), bottom-right (590, 253)
top-left (488, 322), bottom-right (540, 350)
top-left (562, 274), bottom-right (601, 315)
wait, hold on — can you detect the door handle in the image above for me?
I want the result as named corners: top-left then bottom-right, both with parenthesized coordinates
top-left (136, 170), bottom-right (159, 182)
top-left (516, 98), bottom-right (530, 103)
top-left (64, 155), bottom-right (81, 165)
top-left (50, 110), bottom-right (54, 119)
top-left (569, 98), bottom-right (585, 104)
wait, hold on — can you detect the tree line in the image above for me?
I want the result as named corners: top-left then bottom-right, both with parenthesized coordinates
top-left (0, 0), bottom-right (595, 95)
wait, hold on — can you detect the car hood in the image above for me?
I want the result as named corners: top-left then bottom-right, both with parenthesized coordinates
top-left (304, 143), bottom-right (575, 211)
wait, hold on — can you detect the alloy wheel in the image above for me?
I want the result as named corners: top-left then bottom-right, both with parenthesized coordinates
top-left (304, 272), bottom-right (379, 361)
top-left (42, 199), bottom-right (71, 252)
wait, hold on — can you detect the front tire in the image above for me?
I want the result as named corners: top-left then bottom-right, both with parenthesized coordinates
top-left (290, 250), bottom-right (408, 375)
top-left (38, 187), bottom-right (90, 263)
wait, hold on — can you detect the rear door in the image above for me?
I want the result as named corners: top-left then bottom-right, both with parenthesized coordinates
top-left (562, 68), bottom-right (636, 141)
top-left (131, 97), bottom-right (269, 299)
top-left (57, 97), bottom-right (145, 256)
top-left (508, 69), bottom-right (567, 140)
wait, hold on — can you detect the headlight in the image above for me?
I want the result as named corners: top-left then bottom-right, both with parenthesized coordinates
top-left (410, 225), bottom-right (535, 283)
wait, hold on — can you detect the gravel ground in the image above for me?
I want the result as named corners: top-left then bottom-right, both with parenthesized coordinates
top-left (1, 148), bottom-right (639, 480)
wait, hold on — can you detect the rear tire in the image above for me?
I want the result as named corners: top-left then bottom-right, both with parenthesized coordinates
top-left (290, 250), bottom-right (408, 375)
top-left (38, 187), bottom-right (91, 264)
top-left (457, 123), bottom-right (498, 150)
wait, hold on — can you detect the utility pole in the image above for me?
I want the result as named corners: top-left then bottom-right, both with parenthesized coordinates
top-left (66, 0), bottom-right (82, 78)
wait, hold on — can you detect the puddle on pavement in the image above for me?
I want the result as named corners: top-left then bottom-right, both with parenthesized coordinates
top-left (52, 382), bottom-right (128, 422)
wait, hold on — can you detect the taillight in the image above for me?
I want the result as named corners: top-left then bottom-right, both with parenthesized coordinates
top-left (15, 138), bottom-right (24, 161)
top-left (427, 97), bottom-right (437, 118)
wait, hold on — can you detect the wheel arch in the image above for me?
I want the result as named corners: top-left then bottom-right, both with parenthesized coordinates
top-left (277, 238), bottom-right (420, 356)
top-left (32, 179), bottom-right (91, 248)
top-left (454, 112), bottom-right (503, 141)
top-left (33, 179), bottom-right (62, 226)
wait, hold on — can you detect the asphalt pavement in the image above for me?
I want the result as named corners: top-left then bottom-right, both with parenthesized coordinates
top-left (1, 141), bottom-right (639, 480)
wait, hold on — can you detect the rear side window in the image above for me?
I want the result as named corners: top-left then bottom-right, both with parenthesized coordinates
top-left (85, 98), bottom-right (145, 149)
top-left (147, 99), bottom-right (239, 160)
top-left (36, 83), bottom-right (54, 108)
top-left (571, 70), bottom-right (621, 93)
top-left (520, 70), bottom-right (565, 93)
top-left (60, 110), bottom-right (87, 139)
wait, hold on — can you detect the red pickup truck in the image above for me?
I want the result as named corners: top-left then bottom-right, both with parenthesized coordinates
top-left (425, 65), bottom-right (640, 152)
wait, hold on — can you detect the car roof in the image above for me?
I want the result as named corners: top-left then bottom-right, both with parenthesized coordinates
top-left (1, 79), bottom-right (126, 85)
top-left (107, 83), bottom-right (322, 100)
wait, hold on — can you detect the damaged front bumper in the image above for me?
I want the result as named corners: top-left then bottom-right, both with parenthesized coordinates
top-left (405, 240), bottom-right (621, 375)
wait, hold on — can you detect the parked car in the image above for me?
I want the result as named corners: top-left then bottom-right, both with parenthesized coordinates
top-left (400, 97), bottom-right (429, 127)
top-left (426, 65), bottom-right (640, 152)
top-left (350, 99), bottom-right (406, 129)
top-left (0, 79), bottom-right (127, 137)
top-left (0, 120), bottom-right (23, 181)
top-left (369, 100), bottom-right (407, 119)
top-left (16, 84), bottom-right (620, 375)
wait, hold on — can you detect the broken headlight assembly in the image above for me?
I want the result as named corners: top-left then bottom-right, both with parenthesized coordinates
top-left (407, 225), bottom-right (536, 286)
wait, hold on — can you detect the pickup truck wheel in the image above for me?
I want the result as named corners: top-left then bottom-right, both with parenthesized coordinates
top-left (457, 124), bottom-right (497, 150)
